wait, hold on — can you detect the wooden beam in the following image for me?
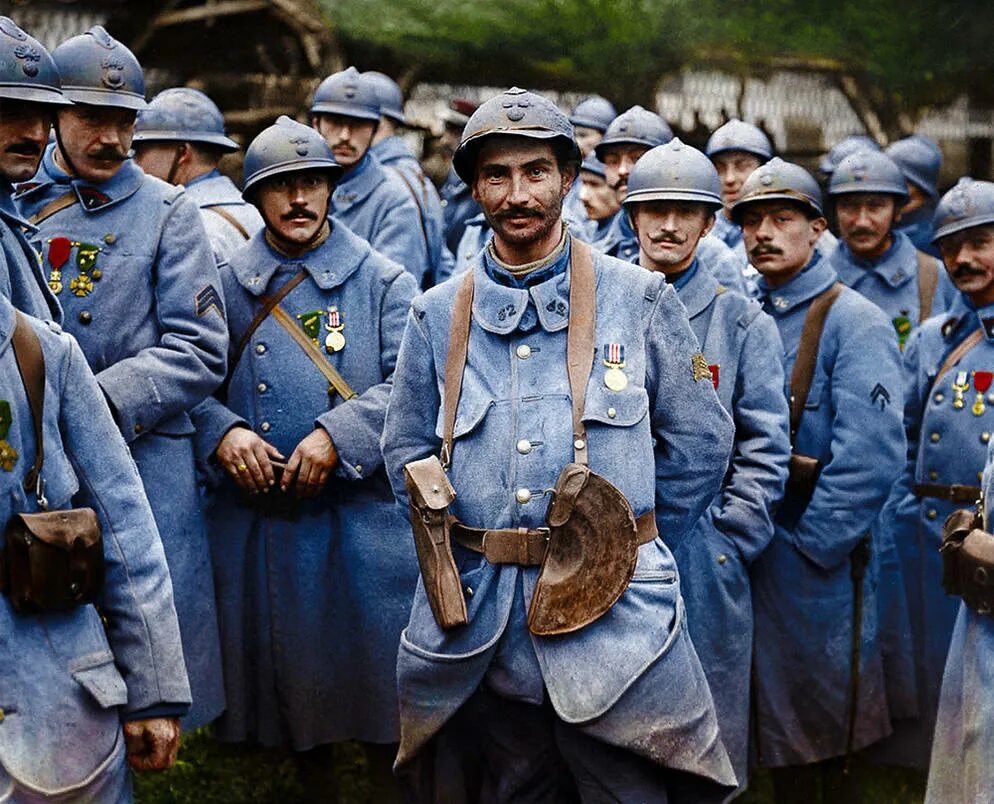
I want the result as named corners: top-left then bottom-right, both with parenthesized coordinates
top-left (153, 1), bottom-right (270, 29)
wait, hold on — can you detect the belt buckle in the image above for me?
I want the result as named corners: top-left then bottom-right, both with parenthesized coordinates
top-left (530, 527), bottom-right (551, 564)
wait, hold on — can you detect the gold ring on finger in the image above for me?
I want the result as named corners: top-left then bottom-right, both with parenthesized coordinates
top-left (236, 463), bottom-right (248, 473)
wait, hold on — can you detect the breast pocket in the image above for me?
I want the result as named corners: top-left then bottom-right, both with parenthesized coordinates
top-left (580, 383), bottom-right (653, 502)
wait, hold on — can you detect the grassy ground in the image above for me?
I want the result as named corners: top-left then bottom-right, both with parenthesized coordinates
top-left (136, 729), bottom-right (927, 803)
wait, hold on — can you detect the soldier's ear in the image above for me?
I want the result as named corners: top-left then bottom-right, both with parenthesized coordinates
top-left (701, 211), bottom-right (716, 239)
top-left (809, 215), bottom-right (827, 240)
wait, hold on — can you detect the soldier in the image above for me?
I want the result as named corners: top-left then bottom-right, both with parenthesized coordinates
top-left (888, 134), bottom-right (943, 257)
top-left (562, 95), bottom-right (617, 229)
top-left (365, 70), bottom-right (454, 287)
top-left (827, 149), bottom-right (954, 347)
top-left (132, 87), bottom-right (263, 260)
top-left (190, 116), bottom-right (418, 798)
top-left (382, 87), bottom-right (737, 802)
top-left (734, 158), bottom-right (906, 801)
top-left (0, 17), bottom-right (64, 322)
top-left (879, 178), bottom-right (994, 771)
top-left (439, 98), bottom-right (482, 255)
top-left (818, 133), bottom-right (881, 184)
top-left (15, 26), bottom-right (227, 730)
top-left (311, 66), bottom-right (429, 284)
top-left (705, 118), bottom-right (773, 254)
top-left (578, 152), bottom-right (620, 246)
top-left (0, 291), bottom-right (191, 801)
top-left (623, 138), bottom-right (791, 787)
top-left (595, 106), bottom-right (750, 295)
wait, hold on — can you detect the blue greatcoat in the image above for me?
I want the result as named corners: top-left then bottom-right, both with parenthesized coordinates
top-left (382, 238), bottom-right (738, 795)
top-left (0, 180), bottom-right (61, 323)
top-left (183, 169), bottom-right (263, 261)
top-left (440, 167), bottom-right (481, 256)
top-left (16, 146), bottom-right (228, 729)
top-left (751, 256), bottom-right (906, 766)
top-left (371, 135), bottom-right (455, 287)
top-left (667, 258), bottom-right (790, 786)
top-left (0, 296), bottom-right (190, 800)
top-left (925, 439), bottom-right (994, 803)
top-left (331, 152), bottom-right (429, 285)
top-left (875, 295), bottom-right (994, 769)
top-left (192, 220), bottom-right (419, 748)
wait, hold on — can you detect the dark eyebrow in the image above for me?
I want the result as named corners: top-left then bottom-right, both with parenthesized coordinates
top-left (522, 158), bottom-right (555, 169)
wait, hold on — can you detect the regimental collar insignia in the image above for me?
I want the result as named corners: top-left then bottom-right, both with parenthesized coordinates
top-left (77, 186), bottom-right (111, 209)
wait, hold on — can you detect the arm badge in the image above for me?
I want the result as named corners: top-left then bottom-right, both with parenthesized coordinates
top-left (692, 352), bottom-right (711, 383)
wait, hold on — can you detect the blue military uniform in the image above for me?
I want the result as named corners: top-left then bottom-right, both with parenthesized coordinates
top-left (666, 258), bottom-right (790, 785)
top-left (331, 152), bottom-right (429, 285)
top-left (16, 148), bottom-right (228, 730)
top-left (193, 219), bottom-right (419, 747)
top-left (184, 169), bottom-right (263, 260)
top-left (925, 439), bottom-right (994, 803)
top-left (751, 255), bottom-right (907, 765)
top-left (0, 294), bottom-right (190, 801)
top-left (0, 183), bottom-right (61, 322)
top-left (382, 237), bottom-right (738, 799)
top-left (371, 135), bottom-right (455, 287)
top-left (440, 166), bottom-right (481, 256)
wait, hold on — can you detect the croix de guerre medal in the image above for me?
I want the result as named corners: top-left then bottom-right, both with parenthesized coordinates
top-left (603, 342), bottom-right (627, 391)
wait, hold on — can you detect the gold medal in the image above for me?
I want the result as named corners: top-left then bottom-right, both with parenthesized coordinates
top-left (0, 439), bottom-right (16, 472)
top-left (604, 366), bottom-right (628, 391)
top-left (325, 330), bottom-right (346, 353)
top-left (69, 274), bottom-right (93, 297)
top-left (953, 371), bottom-right (970, 410)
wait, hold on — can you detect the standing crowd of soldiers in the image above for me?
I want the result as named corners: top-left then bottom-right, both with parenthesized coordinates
top-left (3, 15), bottom-right (994, 804)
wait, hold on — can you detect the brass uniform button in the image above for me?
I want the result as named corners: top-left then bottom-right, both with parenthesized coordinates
top-left (516, 439), bottom-right (532, 455)
top-left (255, 343), bottom-right (267, 354)
top-left (260, 422), bottom-right (271, 433)
top-left (607, 407), bottom-right (617, 419)
top-left (257, 383), bottom-right (267, 393)
top-left (515, 488), bottom-right (532, 504)
top-left (927, 509), bottom-right (938, 520)
top-left (133, 424), bottom-right (143, 434)
top-left (78, 311), bottom-right (92, 325)
top-left (717, 554), bottom-right (727, 566)
top-left (929, 470), bottom-right (938, 480)
top-left (516, 344), bottom-right (532, 359)
top-left (930, 432), bottom-right (940, 443)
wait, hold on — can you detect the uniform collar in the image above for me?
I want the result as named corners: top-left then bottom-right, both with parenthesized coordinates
top-left (942, 293), bottom-right (994, 342)
top-left (370, 136), bottom-right (414, 166)
top-left (472, 237), bottom-right (574, 334)
top-left (758, 254), bottom-right (838, 314)
top-left (184, 168), bottom-right (222, 189)
top-left (830, 229), bottom-right (915, 288)
top-left (602, 210), bottom-right (638, 256)
top-left (229, 218), bottom-right (366, 296)
top-left (0, 180), bottom-right (34, 234)
top-left (672, 258), bottom-right (722, 318)
top-left (17, 143), bottom-right (143, 212)
top-left (333, 152), bottom-right (382, 209)
top-left (183, 171), bottom-right (243, 207)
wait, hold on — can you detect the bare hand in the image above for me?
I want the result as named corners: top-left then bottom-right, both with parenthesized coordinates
top-left (283, 427), bottom-right (338, 498)
top-left (123, 717), bottom-right (181, 771)
top-left (216, 426), bottom-right (284, 494)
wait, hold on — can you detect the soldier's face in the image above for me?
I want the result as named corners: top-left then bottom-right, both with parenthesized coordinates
top-left (600, 144), bottom-right (649, 200)
top-left (472, 137), bottom-right (572, 253)
top-left (0, 99), bottom-right (52, 182)
top-left (312, 113), bottom-right (375, 169)
top-left (740, 200), bottom-right (826, 287)
top-left (712, 151), bottom-right (763, 212)
top-left (632, 200), bottom-right (714, 275)
top-left (256, 170), bottom-right (331, 245)
top-left (835, 193), bottom-right (898, 260)
top-left (938, 224), bottom-right (994, 306)
top-left (55, 105), bottom-right (135, 183)
top-left (573, 126), bottom-right (603, 159)
top-left (579, 170), bottom-right (619, 222)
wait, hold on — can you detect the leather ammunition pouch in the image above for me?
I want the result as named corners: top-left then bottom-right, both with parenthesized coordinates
top-left (787, 452), bottom-right (822, 503)
top-left (404, 455), bottom-right (467, 629)
top-left (528, 462), bottom-right (643, 636)
top-left (2, 510), bottom-right (104, 614)
top-left (939, 508), bottom-right (994, 615)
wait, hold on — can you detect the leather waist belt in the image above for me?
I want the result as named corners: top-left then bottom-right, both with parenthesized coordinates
top-left (913, 483), bottom-right (982, 503)
top-left (451, 510), bottom-right (658, 566)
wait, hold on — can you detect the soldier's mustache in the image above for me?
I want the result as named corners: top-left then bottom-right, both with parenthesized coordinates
top-left (751, 244), bottom-right (783, 257)
top-left (610, 178), bottom-right (627, 191)
top-left (497, 206), bottom-right (540, 220)
top-left (7, 140), bottom-right (41, 156)
top-left (282, 207), bottom-right (318, 221)
top-left (849, 228), bottom-right (878, 238)
top-left (88, 145), bottom-right (127, 163)
top-left (953, 263), bottom-right (986, 278)
top-left (648, 231), bottom-right (686, 245)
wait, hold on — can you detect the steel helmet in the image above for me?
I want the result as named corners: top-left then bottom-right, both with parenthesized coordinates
top-left (569, 96), bottom-right (617, 133)
top-left (0, 17), bottom-right (70, 106)
top-left (818, 134), bottom-right (880, 177)
top-left (887, 134), bottom-right (942, 201)
top-left (133, 87), bottom-right (238, 151)
top-left (932, 178), bottom-right (994, 243)
top-left (310, 66), bottom-right (380, 122)
top-left (828, 149), bottom-right (909, 203)
top-left (242, 115), bottom-right (342, 199)
top-left (363, 70), bottom-right (405, 125)
top-left (731, 157), bottom-right (824, 222)
top-left (595, 106), bottom-right (673, 159)
top-left (452, 87), bottom-right (579, 184)
top-left (579, 152), bottom-right (607, 179)
top-left (705, 118), bottom-right (773, 161)
top-left (50, 25), bottom-right (145, 110)
top-left (623, 138), bottom-right (722, 210)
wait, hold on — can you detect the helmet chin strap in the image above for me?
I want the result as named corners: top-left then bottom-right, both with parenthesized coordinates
top-left (166, 143), bottom-right (184, 185)
top-left (52, 119), bottom-right (80, 178)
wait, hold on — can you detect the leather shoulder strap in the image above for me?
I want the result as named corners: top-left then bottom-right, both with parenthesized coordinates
top-left (269, 305), bottom-right (357, 400)
top-left (917, 250), bottom-right (939, 324)
top-left (935, 328), bottom-right (985, 387)
top-left (220, 269), bottom-right (308, 398)
top-left (27, 191), bottom-right (79, 226)
top-left (388, 166), bottom-right (431, 260)
top-left (441, 268), bottom-right (475, 469)
top-left (789, 282), bottom-right (844, 443)
top-left (204, 205), bottom-right (251, 241)
top-left (11, 312), bottom-right (45, 496)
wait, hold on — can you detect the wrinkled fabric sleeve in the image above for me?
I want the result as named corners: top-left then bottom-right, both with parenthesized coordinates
top-left (318, 268), bottom-right (418, 479)
top-left (60, 333), bottom-right (192, 713)
top-left (647, 282), bottom-right (735, 543)
top-left (381, 301), bottom-right (442, 507)
top-left (97, 194), bottom-right (228, 442)
top-left (712, 311), bottom-right (791, 564)
top-left (792, 306), bottom-right (907, 570)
